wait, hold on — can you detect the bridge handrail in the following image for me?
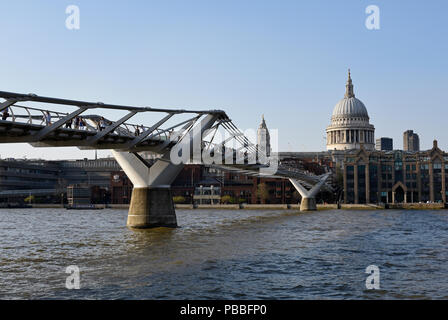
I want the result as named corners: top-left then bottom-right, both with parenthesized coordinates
top-left (0, 93), bottom-right (231, 144)
top-left (0, 91), bottom-right (261, 154)
top-left (1, 103), bottom-right (177, 140)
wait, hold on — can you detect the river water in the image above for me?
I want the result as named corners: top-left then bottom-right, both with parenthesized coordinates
top-left (1, 208), bottom-right (448, 299)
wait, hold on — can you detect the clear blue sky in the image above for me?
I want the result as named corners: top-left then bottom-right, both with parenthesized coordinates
top-left (0, 0), bottom-right (447, 159)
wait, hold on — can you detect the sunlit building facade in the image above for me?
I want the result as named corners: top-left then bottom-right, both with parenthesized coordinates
top-left (343, 140), bottom-right (448, 204)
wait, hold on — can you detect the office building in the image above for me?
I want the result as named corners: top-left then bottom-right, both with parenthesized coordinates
top-left (376, 137), bottom-right (393, 151)
top-left (403, 130), bottom-right (420, 152)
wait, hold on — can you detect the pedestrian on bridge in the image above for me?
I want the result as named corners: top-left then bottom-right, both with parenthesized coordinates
top-left (65, 118), bottom-right (73, 129)
top-left (45, 111), bottom-right (52, 125)
top-left (74, 117), bottom-right (80, 129)
top-left (2, 108), bottom-right (9, 121)
top-left (79, 118), bottom-right (86, 130)
top-left (99, 117), bottom-right (106, 131)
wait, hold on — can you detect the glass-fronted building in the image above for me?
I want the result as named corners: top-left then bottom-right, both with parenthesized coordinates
top-left (343, 140), bottom-right (448, 204)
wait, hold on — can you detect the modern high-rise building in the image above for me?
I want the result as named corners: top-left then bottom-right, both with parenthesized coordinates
top-left (403, 130), bottom-right (420, 151)
top-left (376, 137), bottom-right (393, 151)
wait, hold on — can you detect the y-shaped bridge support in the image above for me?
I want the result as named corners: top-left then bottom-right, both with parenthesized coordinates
top-left (289, 173), bottom-right (330, 211)
top-left (112, 114), bottom-right (219, 228)
top-left (112, 151), bottom-right (182, 228)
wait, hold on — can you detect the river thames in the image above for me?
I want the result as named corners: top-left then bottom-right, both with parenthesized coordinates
top-left (1, 208), bottom-right (448, 299)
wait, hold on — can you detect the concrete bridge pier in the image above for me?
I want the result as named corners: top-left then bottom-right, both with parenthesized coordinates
top-left (112, 114), bottom-right (219, 229)
top-left (112, 151), bottom-right (183, 228)
top-left (299, 197), bottom-right (317, 211)
top-left (290, 173), bottom-right (330, 212)
top-left (128, 186), bottom-right (177, 228)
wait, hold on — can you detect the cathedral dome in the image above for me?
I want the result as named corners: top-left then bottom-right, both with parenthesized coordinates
top-left (326, 69), bottom-right (375, 151)
top-left (332, 97), bottom-right (369, 120)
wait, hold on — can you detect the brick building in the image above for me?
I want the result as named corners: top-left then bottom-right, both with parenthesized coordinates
top-left (109, 164), bottom-right (303, 205)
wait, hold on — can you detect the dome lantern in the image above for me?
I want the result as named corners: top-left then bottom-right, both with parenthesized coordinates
top-left (345, 69), bottom-right (355, 98)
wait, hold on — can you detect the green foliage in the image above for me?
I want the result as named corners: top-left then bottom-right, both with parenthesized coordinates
top-left (173, 196), bottom-right (186, 204)
top-left (24, 195), bottom-right (35, 203)
top-left (221, 195), bottom-right (233, 204)
top-left (229, 197), bottom-right (238, 204)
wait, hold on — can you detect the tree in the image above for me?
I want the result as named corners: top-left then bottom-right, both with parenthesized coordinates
top-left (221, 195), bottom-right (233, 204)
top-left (256, 183), bottom-right (270, 203)
top-left (24, 195), bottom-right (35, 204)
top-left (229, 197), bottom-right (237, 204)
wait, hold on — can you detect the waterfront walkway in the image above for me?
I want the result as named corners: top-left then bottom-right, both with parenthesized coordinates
top-left (26, 203), bottom-right (447, 210)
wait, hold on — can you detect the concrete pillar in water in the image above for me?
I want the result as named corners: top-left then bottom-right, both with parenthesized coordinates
top-left (300, 197), bottom-right (317, 211)
top-left (290, 173), bottom-right (330, 212)
top-left (127, 187), bottom-right (177, 228)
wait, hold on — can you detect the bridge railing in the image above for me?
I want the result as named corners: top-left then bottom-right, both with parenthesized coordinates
top-left (4, 104), bottom-right (66, 126)
top-left (0, 91), bottom-right (259, 153)
top-left (0, 102), bottom-right (179, 142)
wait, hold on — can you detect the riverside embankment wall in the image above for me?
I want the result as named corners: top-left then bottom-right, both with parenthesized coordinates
top-left (29, 203), bottom-right (446, 210)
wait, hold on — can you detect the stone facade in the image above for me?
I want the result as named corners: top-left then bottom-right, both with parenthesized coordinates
top-left (343, 140), bottom-right (447, 204)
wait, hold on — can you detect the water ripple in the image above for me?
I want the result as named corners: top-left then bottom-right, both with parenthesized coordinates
top-left (1, 208), bottom-right (448, 299)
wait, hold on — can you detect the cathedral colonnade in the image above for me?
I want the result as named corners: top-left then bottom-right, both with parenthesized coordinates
top-left (327, 128), bottom-right (375, 145)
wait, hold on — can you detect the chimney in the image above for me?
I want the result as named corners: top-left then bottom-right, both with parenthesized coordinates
top-left (433, 140), bottom-right (438, 149)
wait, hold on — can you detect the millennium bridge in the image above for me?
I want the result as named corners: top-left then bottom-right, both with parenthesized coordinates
top-left (0, 90), bottom-right (331, 228)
